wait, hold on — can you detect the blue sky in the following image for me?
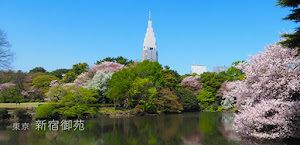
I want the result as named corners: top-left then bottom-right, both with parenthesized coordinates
top-left (0, 0), bottom-right (297, 75)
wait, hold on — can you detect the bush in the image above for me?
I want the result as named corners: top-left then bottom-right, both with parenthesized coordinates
top-left (14, 108), bottom-right (30, 119)
top-left (0, 108), bottom-right (10, 119)
top-left (217, 106), bottom-right (225, 112)
top-left (35, 104), bottom-right (55, 119)
top-left (35, 99), bottom-right (41, 102)
top-left (56, 86), bottom-right (98, 118)
top-left (144, 102), bottom-right (157, 114)
top-left (133, 105), bottom-right (144, 115)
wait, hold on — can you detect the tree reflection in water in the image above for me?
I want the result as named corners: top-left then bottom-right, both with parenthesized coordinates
top-left (0, 113), bottom-right (298, 145)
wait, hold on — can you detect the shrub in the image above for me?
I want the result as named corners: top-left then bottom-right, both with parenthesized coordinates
top-left (56, 86), bottom-right (98, 118)
top-left (14, 108), bottom-right (30, 119)
top-left (0, 108), bottom-right (10, 119)
top-left (35, 99), bottom-right (41, 102)
top-left (144, 102), bottom-right (157, 114)
top-left (217, 106), bottom-right (225, 112)
top-left (35, 104), bottom-right (55, 119)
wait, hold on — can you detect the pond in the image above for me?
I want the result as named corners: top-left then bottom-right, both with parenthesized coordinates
top-left (0, 112), bottom-right (298, 145)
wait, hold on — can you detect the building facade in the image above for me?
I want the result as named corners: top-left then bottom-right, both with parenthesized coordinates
top-left (191, 65), bottom-right (207, 75)
top-left (213, 66), bottom-right (229, 73)
top-left (142, 11), bottom-right (158, 62)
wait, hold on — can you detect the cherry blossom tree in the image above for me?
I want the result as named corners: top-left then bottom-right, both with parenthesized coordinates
top-left (0, 83), bottom-right (15, 94)
top-left (73, 61), bottom-right (124, 87)
top-left (85, 70), bottom-right (113, 102)
top-left (223, 43), bottom-right (300, 139)
top-left (180, 76), bottom-right (202, 94)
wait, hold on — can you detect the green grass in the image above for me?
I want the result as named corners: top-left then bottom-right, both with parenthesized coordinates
top-left (99, 107), bottom-right (122, 114)
top-left (99, 107), bottom-right (133, 115)
top-left (0, 102), bottom-right (46, 108)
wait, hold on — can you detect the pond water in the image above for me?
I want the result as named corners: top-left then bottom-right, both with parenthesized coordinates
top-left (0, 112), bottom-right (298, 145)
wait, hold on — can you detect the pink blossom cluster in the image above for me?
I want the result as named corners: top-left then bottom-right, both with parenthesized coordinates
top-left (0, 83), bottom-right (15, 93)
top-left (224, 44), bottom-right (300, 139)
top-left (73, 61), bottom-right (125, 87)
top-left (89, 61), bottom-right (125, 74)
top-left (180, 76), bottom-right (202, 94)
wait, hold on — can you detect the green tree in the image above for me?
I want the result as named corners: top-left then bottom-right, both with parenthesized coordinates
top-left (226, 61), bottom-right (245, 81)
top-left (56, 86), bottom-right (98, 117)
top-left (49, 69), bottom-right (70, 79)
top-left (107, 60), bottom-right (163, 108)
top-left (128, 78), bottom-right (157, 109)
top-left (0, 70), bottom-right (15, 83)
top-left (174, 88), bottom-right (199, 111)
top-left (71, 63), bottom-right (89, 75)
top-left (61, 63), bottom-right (89, 83)
top-left (35, 104), bottom-right (55, 119)
top-left (29, 67), bottom-right (47, 73)
top-left (31, 75), bottom-right (58, 91)
top-left (61, 71), bottom-right (76, 83)
top-left (156, 88), bottom-right (183, 113)
top-left (198, 72), bottom-right (229, 111)
top-left (107, 68), bottom-right (136, 108)
top-left (161, 68), bottom-right (178, 90)
top-left (96, 56), bottom-right (134, 66)
top-left (136, 60), bottom-right (164, 87)
top-left (0, 87), bottom-right (22, 103)
top-left (200, 72), bottom-right (229, 96)
top-left (277, 0), bottom-right (300, 53)
top-left (197, 88), bottom-right (215, 110)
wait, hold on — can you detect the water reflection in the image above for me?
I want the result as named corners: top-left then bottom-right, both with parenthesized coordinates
top-left (0, 112), bottom-right (298, 145)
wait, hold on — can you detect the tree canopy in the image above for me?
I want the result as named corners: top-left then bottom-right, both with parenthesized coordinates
top-left (29, 67), bottom-right (47, 73)
top-left (277, 0), bottom-right (300, 53)
top-left (96, 56), bottom-right (134, 66)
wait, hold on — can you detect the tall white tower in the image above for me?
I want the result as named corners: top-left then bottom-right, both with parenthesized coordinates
top-left (142, 11), bottom-right (158, 62)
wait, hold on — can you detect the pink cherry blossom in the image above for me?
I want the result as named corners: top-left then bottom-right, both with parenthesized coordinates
top-left (224, 43), bottom-right (300, 139)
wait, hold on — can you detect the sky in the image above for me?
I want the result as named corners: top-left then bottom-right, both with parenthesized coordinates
top-left (0, 0), bottom-right (297, 75)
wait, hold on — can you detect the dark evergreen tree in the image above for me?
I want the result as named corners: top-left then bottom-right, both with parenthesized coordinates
top-left (277, 0), bottom-right (300, 53)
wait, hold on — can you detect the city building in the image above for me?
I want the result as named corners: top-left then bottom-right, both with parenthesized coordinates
top-left (213, 65), bottom-right (230, 73)
top-left (191, 65), bottom-right (207, 75)
top-left (142, 11), bottom-right (158, 62)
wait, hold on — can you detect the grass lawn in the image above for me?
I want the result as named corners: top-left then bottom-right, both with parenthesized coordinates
top-left (0, 102), bottom-right (46, 108)
top-left (99, 107), bottom-right (122, 114)
top-left (99, 107), bottom-right (133, 115)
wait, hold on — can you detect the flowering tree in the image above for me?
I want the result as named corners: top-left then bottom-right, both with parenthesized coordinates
top-left (180, 76), bottom-right (202, 94)
top-left (224, 44), bottom-right (300, 139)
top-left (85, 70), bottom-right (113, 102)
top-left (0, 83), bottom-right (15, 94)
top-left (73, 61), bottom-right (124, 87)
top-left (89, 61), bottom-right (125, 74)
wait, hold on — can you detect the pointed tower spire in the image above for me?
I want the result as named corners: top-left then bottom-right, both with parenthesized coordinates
top-left (142, 11), bottom-right (158, 62)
